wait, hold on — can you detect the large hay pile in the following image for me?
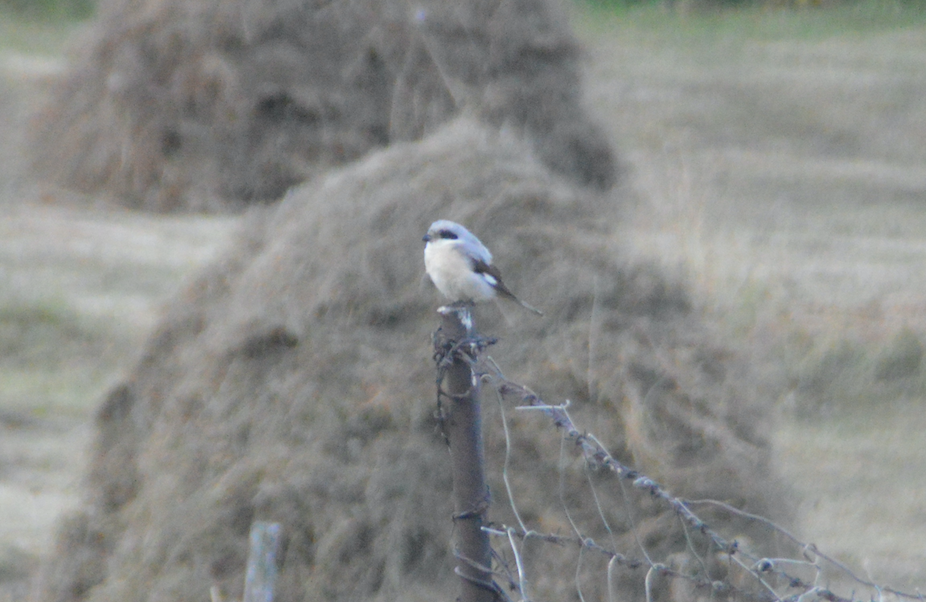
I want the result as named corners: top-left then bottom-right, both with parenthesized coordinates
top-left (31, 0), bottom-right (616, 212)
top-left (34, 117), bottom-right (788, 602)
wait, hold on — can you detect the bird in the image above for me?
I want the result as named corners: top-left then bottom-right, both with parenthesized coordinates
top-left (423, 219), bottom-right (543, 316)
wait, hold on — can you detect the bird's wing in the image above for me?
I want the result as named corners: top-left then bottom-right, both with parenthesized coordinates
top-left (471, 258), bottom-right (509, 295)
top-left (471, 258), bottom-right (543, 316)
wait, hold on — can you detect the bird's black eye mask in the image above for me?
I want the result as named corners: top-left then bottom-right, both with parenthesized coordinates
top-left (437, 230), bottom-right (459, 240)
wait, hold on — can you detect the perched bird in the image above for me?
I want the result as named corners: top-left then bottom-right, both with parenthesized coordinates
top-left (423, 219), bottom-right (542, 316)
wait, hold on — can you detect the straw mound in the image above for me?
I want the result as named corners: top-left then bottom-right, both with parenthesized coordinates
top-left (30, 0), bottom-right (616, 212)
top-left (34, 118), bottom-right (786, 602)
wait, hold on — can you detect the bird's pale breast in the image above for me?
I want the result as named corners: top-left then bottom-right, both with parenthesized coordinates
top-left (424, 241), bottom-right (496, 302)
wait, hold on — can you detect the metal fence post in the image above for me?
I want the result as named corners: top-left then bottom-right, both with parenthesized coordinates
top-left (435, 306), bottom-right (498, 602)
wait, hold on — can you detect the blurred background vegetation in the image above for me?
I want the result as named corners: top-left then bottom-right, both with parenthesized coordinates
top-left (0, 0), bottom-right (94, 20)
top-left (0, 0), bottom-right (924, 594)
top-left (1, 0), bottom-right (925, 22)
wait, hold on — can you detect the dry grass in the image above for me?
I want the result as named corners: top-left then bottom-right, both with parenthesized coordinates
top-left (28, 0), bottom-right (616, 211)
top-left (0, 204), bottom-right (236, 602)
top-left (573, 4), bottom-right (926, 590)
top-left (0, 200), bottom-right (236, 599)
top-left (777, 401), bottom-right (926, 590)
top-left (1, 2), bottom-right (926, 599)
top-left (0, 40), bottom-right (237, 594)
top-left (29, 114), bottom-right (788, 602)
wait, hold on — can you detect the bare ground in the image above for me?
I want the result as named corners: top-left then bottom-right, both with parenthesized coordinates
top-left (1, 4), bottom-right (925, 598)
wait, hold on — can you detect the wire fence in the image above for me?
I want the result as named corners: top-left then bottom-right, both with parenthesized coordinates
top-left (432, 307), bottom-right (924, 602)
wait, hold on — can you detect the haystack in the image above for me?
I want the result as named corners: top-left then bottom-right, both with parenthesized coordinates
top-left (34, 117), bottom-right (787, 602)
top-left (30, 0), bottom-right (616, 212)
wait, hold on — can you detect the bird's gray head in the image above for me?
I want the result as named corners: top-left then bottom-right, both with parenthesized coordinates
top-left (423, 220), bottom-right (492, 263)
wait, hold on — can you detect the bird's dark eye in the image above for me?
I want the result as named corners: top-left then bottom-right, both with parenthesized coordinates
top-left (438, 229), bottom-right (458, 240)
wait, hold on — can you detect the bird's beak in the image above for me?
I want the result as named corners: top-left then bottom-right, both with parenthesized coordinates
top-left (422, 234), bottom-right (431, 243)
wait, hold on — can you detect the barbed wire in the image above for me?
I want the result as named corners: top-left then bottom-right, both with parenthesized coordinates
top-left (473, 354), bottom-right (924, 602)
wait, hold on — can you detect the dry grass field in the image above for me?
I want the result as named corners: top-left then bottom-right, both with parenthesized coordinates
top-left (577, 5), bottom-right (926, 590)
top-left (0, 2), bottom-right (925, 598)
top-left (0, 23), bottom-right (238, 596)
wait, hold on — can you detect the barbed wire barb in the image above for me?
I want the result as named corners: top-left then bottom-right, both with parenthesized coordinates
top-left (677, 512), bottom-right (711, 579)
top-left (584, 462), bottom-right (618, 553)
top-left (730, 550), bottom-right (783, 602)
top-left (558, 426), bottom-right (587, 542)
top-left (616, 465), bottom-right (656, 568)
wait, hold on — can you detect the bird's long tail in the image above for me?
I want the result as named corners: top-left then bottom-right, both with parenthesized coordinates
top-left (516, 297), bottom-right (544, 316)
top-left (496, 287), bottom-right (543, 316)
